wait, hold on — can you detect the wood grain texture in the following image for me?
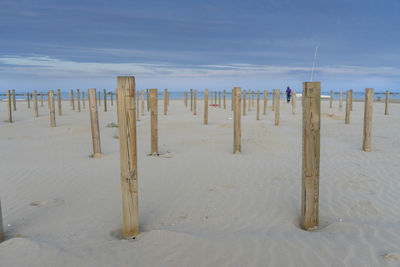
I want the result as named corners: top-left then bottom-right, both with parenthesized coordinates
top-left (301, 82), bottom-right (321, 231)
top-left (150, 89), bottom-right (158, 155)
top-left (88, 89), bottom-right (101, 157)
top-left (233, 87), bottom-right (241, 154)
top-left (116, 76), bottom-right (139, 239)
top-left (363, 88), bottom-right (373, 152)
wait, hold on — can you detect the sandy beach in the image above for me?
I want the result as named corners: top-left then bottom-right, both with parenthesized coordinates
top-left (1, 96), bottom-right (400, 267)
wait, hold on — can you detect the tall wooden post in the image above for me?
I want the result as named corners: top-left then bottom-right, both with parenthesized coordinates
top-left (184, 92), bottom-right (187, 107)
top-left (190, 89), bottom-right (193, 111)
top-left (193, 89), bottom-right (197, 115)
top-left (330, 90), bottom-right (333, 108)
top-left (71, 90), bottom-right (75, 110)
top-left (12, 89), bottom-right (16, 111)
top-left (272, 89), bottom-right (275, 111)
top-left (150, 89), bottom-right (158, 155)
top-left (27, 92), bottom-right (30, 108)
top-left (136, 90), bottom-right (140, 121)
top-left (7, 90), bottom-right (12, 123)
top-left (164, 89), bottom-right (168, 115)
top-left (257, 90), bottom-right (260, 120)
top-left (77, 89), bottom-right (81, 112)
top-left (301, 82), bottom-right (321, 231)
top-left (88, 89), bottom-right (101, 157)
top-left (263, 90), bottom-right (268, 115)
top-left (103, 89), bottom-right (107, 112)
top-left (385, 90), bottom-right (389, 115)
top-left (146, 89), bottom-right (150, 112)
top-left (345, 90), bottom-right (351, 124)
top-left (0, 199), bottom-right (4, 243)
top-left (69, 90), bottom-right (72, 106)
top-left (49, 90), bottom-right (56, 127)
top-left (57, 89), bottom-right (62, 116)
top-left (349, 90), bottom-right (353, 111)
top-left (218, 91), bottom-right (221, 107)
top-left (223, 89), bottom-right (226, 109)
top-left (363, 88), bottom-right (373, 152)
top-left (82, 92), bottom-right (85, 109)
top-left (116, 76), bottom-right (139, 239)
top-left (40, 92), bottom-right (44, 107)
top-left (292, 90), bottom-right (296, 115)
top-left (233, 87), bottom-right (241, 154)
top-left (339, 91), bottom-right (343, 111)
top-left (204, 89), bottom-right (209, 125)
top-left (243, 90), bottom-right (246, 116)
top-left (141, 90), bottom-right (144, 116)
top-left (33, 90), bottom-right (39, 118)
top-left (275, 89), bottom-right (280, 126)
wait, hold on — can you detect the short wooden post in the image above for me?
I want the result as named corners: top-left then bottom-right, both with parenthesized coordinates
top-left (263, 90), bottom-right (268, 115)
top-left (49, 90), bottom-right (56, 127)
top-left (88, 89), bottom-right (101, 157)
top-left (150, 89), bottom-right (158, 155)
top-left (12, 89), bottom-right (16, 111)
top-left (71, 90), bottom-right (75, 110)
top-left (204, 89), bottom-right (208, 125)
top-left (257, 90), bottom-right (260, 120)
top-left (141, 90), bottom-right (144, 116)
top-left (218, 91), bottom-right (221, 107)
top-left (330, 90), bottom-right (333, 108)
top-left (190, 89), bottom-right (193, 111)
top-left (40, 92), bottom-right (44, 107)
top-left (77, 89), bottom-right (81, 112)
top-left (223, 89), bottom-right (226, 109)
top-left (345, 90), bottom-right (351, 124)
top-left (193, 89), bottom-right (197, 115)
top-left (243, 89), bottom-right (246, 116)
top-left (272, 89), bottom-right (275, 111)
top-left (33, 90), bottom-right (39, 118)
top-left (233, 87), bottom-right (241, 154)
top-left (339, 91), bottom-right (343, 111)
top-left (164, 89), bottom-right (168, 115)
top-left (349, 90), bottom-right (353, 111)
top-left (385, 90), bottom-right (389, 115)
top-left (27, 92), bottom-right (30, 108)
top-left (7, 90), bottom-right (12, 123)
top-left (103, 89), bottom-right (107, 112)
top-left (82, 92), bottom-right (85, 109)
top-left (292, 90), bottom-right (296, 115)
top-left (248, 90), bottom-right (251, 111)
top-left (0, 199), bottom-right (4, 242)
top-left (136, 90), bottom-right (140, 121)
top-left (363, 88), bottom-right (373, 152)
top-left (57, 89), bottom-right (62, 115)
top-left (116, 76), bottom-right (139, 239)
top-left (275, 89), bottom-right (280, 126)
top-left (301, 81), bottom-right (321, 231)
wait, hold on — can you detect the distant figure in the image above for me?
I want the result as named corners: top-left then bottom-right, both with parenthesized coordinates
top-left (286, 86), bottom-right (292, 103)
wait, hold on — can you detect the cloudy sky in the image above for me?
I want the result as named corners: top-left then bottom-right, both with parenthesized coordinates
top-left (1, 0), bottom-right (399, 92)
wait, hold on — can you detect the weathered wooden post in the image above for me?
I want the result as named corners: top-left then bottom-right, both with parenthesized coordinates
top-left (103, 89), bottom-right (107, 112)
top-left (292, 90), bottom-right (296, 115)
top-left (82, 92), bottom-right (85, 109)
top-left (349, 90), bottom-right (353, 111)
top-left (141, 90), bottom-right (144, 116)
top-left (0, 199), bottom-right (4, 242)
top-left (233, 87), bottom-right (241, 154)
top-left (223, 89), bottom-right (226, 109)
top-left (184, 92), bottom-right (187, 107)
top-left (146, 89), bottom-right (150, 112)
top-left (88, 89), bottom-right (101, 157)
top-left (193, 89), bottom-right (197, 115)
top-left (164, 89), bottom-right (168, 115)
top-left (27, 92), bottom-right (30, 108)
top-left (363, 88), bottom-right (373, 152)
top-left (33, 90), bottom-right (39, 118)
top-left (40, 92), bottom-right (44, 107)
top-left (275, 89), bottom-right (280, 126)
top-left (204, 89), bottom-right (209, 125)
top-left (272, 89), bottom-right (275, 111)
top-left (339, 91), bottom-right (343, 111)
top-left (345, 90), bottom-right (351, 124)
top-left (257, 90), bottom-right (260, 120)
top-left (243, 89), bottom-right (246, 116)
top-left (218, 91), bottom-right (221, 107)
top-left (71, 90), bottom-right (75, 110)
top-left (385, 90), bottom-right (389, 115)
top-left (301, 81), bottom-right (321, 231)
top-left (77, 89), bottom-right (81, 112)
top-left (190, 89), bottom-right (193, 111)
top-left (330, 90), bottom-right (333, 108)
top-left (263, 90), bottom-right (268, 115)
top-left (150, 89), bottom-right (158, 155)
top-left (57, 89), bottom-right (62, 116)
top-left (136, 90), bottom-right (140, 121)
top-left (252, 91), bottom-right (255, 107)
top-left (7, 90), bottom-right (12, 123)
top-left (116, 76), bottom-right (139, 239)
top-left (49, 90), bottom-right (56, 127)
top-left (12, 89), bottom-right (16, 111)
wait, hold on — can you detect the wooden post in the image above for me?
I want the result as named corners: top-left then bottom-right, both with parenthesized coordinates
top-left (116, 76), bottom-right (139, 239)
top-left (71, 90), bottom-right (75, 110)
top-left (150, 89), bottom-right (158, 155)
top-left (301, 81), bottom-right (321, 231)
top-left (345, 90), bottom-right (351, 124)
top-left (27, 92), bottom-right (30, 108)
top-left (40, 92), bottom-right (44, 107)
top-left (7, 90), bottom-right (12, 123)
top-left (272, 89), bottom-right (275, 111)
top-left (164, 89), bottom-right (168, 115)
top-left (184, 92), bottom-right (187, 107)
top-left (103, 89), bottom-right (107, 112)
top-left (214, 91), bottom-right (217, 106)
top-left (248, 90), bottom-right (251, 111)
top-left (349, 90), bottom-right (353, 111)
top-left (190, 89), bottom-right (193, 111)
top-left (339, 91), bottom-right (343, 111)
top-left (33, 90), bottom-right (39, 118)
top-left (146, 89), bottom-right (150, 112)
top-left (88, 89), bottom-right (101, 157)
top-left (275, 89), bottom-right (280, 126)
top-left (12, 89), bottom-right (16, 111)
top-left (0, 199), bottom-right (4, 243)
top-left (330, 90), bottom-right (333, 108)
top-left (49, 90), bottom-right (56, 127)
top-left (82, 92), bottom-right (85, 109)
top-left (136, 90), bottom-right (140, 121)
top-left (257, 90), bottom-right (260, 120)
top-left (204, 89), bottom-right (209, 125)
top-left (57, 89), bottom-right (62, 116)
top-left (223, 89), bottom-right (226, 109)
top-left (243, 89), bottom-right (246, 116)
top-left (363, 88), bottom-right (373, 152)
top-left (252, 91), bottom-right (255, 107)
top-left (291, 90), bottom-right (296, 115)
top-left (233, 87), bottom-right (241, 154)
top-left (218, 91), bottom-right (221, 107)
top-left (385, 90), bottom-right (389, 115)
top-left (263, 90), bottom-right (268, 115)
top-left (77, 89), bottom-right (81, 112)
top-left (69, 90), bottom-right (72, 106)
top-left (141, 90), bottom-right (144, 116)
top-left (193, 89), bottom-right (197, 115)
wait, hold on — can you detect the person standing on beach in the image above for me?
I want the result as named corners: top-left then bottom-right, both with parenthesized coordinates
top-left (286, 86), bottom-right (292, 103)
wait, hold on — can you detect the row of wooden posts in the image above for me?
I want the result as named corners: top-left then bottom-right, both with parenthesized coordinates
top-left (0, 82), bottom-right (387, 241)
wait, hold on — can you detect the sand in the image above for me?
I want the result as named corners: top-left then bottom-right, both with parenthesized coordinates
top-left (1, 96), bottom-right (400, 267)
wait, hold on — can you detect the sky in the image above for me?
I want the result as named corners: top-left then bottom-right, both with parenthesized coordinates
top-left (1, 0), bottom-right (400, 92)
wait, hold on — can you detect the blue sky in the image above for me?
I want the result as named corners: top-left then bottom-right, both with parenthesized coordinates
top-left (1, 0), bottom-right (400, 92)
